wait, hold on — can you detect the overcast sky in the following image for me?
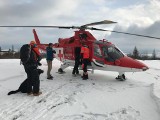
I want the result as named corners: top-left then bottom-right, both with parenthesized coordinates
top-left (0, 0), bottom-right (160, 53)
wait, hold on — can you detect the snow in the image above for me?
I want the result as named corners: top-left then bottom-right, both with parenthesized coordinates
top-left (0, 59), bottom-right (160, 120)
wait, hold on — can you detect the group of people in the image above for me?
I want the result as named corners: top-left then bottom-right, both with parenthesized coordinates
top-left (20, 40), bottom-right (90, 96)
top-left (72, 43), bottom-right (90, 80)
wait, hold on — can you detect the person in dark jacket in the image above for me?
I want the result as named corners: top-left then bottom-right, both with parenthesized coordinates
top-left (46, 43), bottom-right (56, 79)
top-left (72, 47), bottom-right (81, 77)
top-left (24, 41), bottom-right (42, 96)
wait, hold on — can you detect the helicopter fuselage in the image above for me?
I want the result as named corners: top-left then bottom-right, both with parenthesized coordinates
top-left (34, 29), bottom-right (148, 80)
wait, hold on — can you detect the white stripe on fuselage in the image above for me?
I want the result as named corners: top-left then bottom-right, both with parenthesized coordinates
top-left (92, 59), bottom-right (142, 72)
top-left (58, 58), bottom-right (143, 73)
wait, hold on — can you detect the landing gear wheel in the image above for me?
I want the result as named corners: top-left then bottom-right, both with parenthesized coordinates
top-left (58, 68), bottom-right (65, 74)
top-left (122, 74), bottom-right (126, 80)
top-left (116, 74), bottom-right (126, 81)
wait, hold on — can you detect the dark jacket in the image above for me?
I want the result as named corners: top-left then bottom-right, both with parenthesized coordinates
top-left (46, 47), bottom-right (56, 61)
top-left (74, 47), bottom-right (81, 60)
top-left (25, 49), bottom-right (39, 67)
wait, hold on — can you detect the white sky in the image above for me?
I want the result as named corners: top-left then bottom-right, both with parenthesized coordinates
top-left (0, 0), bottom-right (160, 53)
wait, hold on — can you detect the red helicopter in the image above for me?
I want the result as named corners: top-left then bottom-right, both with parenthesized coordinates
top-left (2, 20), bottom-right (159, 80)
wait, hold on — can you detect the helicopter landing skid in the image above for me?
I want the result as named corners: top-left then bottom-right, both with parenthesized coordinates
top-left (115, 74), bottom-right (126, 81)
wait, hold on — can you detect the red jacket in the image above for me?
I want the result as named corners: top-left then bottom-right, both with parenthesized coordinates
top-left (81, 46), bottom-right (89, 59)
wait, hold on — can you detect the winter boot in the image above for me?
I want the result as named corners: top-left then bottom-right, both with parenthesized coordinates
top-left (82, 74), bottom-right (88, 80)
top-left (33, 92), bottom-right (42, 96)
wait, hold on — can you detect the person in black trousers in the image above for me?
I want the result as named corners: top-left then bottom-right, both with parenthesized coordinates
top-left (24, 41), bottom-right (42, 96)
top-left (72, 47), bottom-right (81, 76)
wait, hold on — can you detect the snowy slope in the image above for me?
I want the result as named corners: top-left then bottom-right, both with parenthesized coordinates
top-left (0, 59), bottom-right (160, 120)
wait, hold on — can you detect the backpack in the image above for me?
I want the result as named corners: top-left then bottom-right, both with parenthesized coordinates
top-left (20, 44), bottom-right (31, 65)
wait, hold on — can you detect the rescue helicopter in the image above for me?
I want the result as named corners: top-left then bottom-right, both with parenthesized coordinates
top-left (1, 20), bottom-right (160, 80)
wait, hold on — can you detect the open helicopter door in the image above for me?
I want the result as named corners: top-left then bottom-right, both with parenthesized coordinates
top-left (92, 43), bottom-right (105, 67)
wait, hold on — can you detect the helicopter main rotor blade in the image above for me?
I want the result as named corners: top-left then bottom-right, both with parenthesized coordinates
top-left (0, 25), bottom-right (77, 29)
top-left (104, 29), bottom-right (160, 40)
top-left (87, 27), bottom-right (107, 31)
top-left (86, 27), bottom-right (160, 40)
top-left (82, 20), bottom-right (117, 27)
top-left (0, 25), bottom-right (160, 40)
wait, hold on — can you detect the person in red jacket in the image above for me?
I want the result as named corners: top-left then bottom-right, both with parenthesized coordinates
top-left (30, 41), bottom-right (41, 65)
top-left (81, 44), bottom-right (90, 80)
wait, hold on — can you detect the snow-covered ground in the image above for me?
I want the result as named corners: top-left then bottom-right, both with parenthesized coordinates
top-left (0, 59), bottom-right (160, 120)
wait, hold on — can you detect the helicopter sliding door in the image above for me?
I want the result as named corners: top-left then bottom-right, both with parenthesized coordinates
top-left (92, 43), bottom-right (104, 67)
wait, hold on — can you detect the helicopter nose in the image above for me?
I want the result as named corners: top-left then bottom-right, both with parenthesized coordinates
top-left (118, 56), bottom-right (149, 71)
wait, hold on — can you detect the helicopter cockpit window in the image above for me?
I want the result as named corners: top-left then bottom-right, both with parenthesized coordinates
top-left (108, 47), bottom-right (114, 53)
top-left (94, 44), bottom-right (103, 58)
top-left (101, 45), bottom-right (124, 62)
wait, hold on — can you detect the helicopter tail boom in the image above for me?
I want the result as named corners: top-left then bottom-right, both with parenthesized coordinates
top-left (33, 29), bottom-right (41, 45)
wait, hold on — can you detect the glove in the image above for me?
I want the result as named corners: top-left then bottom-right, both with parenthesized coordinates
top-left (38, 62), bottom-right (42, 66)
top-left (37, 56), bottom-right (42, 61)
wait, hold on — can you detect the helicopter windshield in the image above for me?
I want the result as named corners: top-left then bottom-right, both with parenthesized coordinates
top-left (101, 45), bottom-right (124, 62)
top-left (93, 42), bottom-right (124, 63)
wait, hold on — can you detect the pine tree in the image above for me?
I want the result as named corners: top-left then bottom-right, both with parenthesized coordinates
top-left (152, 49), bottom-right (156, 60)
top-left (132, 46), bottom-right (139, 59)
top-left (0, 46), bottom-right (1, 59)
top-left (11, 45), bottom-right (14, 52)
